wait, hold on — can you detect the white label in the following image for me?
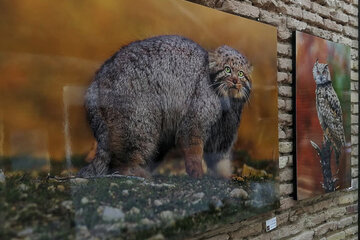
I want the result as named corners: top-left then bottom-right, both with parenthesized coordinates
top-left (266, 217), bottom-right (277, 232)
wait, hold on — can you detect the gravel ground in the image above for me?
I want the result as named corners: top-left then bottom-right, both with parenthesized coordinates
top-left (0, 172), bottom-right (279, 240)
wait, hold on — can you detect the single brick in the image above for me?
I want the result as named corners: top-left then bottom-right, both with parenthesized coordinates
top-left (260, 9), bottom-right (284, 26)
top-left (351, 115), bottom-right (358, 124)
top-left (295, 0), bottom-right (312, 10)
top-left (306, 26), bottom-right (332, 40)
top-left (351, 70), bottom-right (359, 80)
top-left (327, 231), bottom-right (346, 240)
top-left (280, 183), bottom-right (293, 195)
top-left (348, 15), bottom-right (358, 27)
top-left (279, 113), bottom-right (292, 125)
top-left (338, 192), bottom-right (358, 205)
top-left (314, 221), bottom-right (337, 236)
top-left (351, 135), bottom-right (358, 145)
top-left (311, 2), bottom-right (330, 17)
top-left (345, 225), bottom-right (358, 236)
top-left (278, 72), bottom-right (290, 83)
top-left (305, 213), bottom-right (326, 227)
top-left (285, 4), bottom-right (303, 19)
top-left (311, 199), bottom-right (335, 213)
top-left (351, 91), bottom-right (358, 103)
top-left (279, 86), bottom-right (292, 97)
top-left (219, 0), bottom-right (260, 18)
top-left (279, 156), bottom-right (289, 169)
top-left (351, 60), bottom-right (358, 70)
top-left (302, 10), bottom-right (324, 26)
top-left (330, 10), bottom-right (349, 24)
top-left (230, 222), bottom-right (262, 239)
top-left (342, 2), bottom-right (358, 16)
top-left (343, 26), bottom-right (358, 39)
top-left (338, 216), bottom-right (353, 229)
top-left (278, 58), bottom-right (292, 71)
top-left (279, 167), bottom-right (293, 182)
top-left (351, 125), bottom-right (358, 135)
top-left (291, 230), bottom-right (314, 240)
top-left (350, 81), bottom-right (358, 91)
top-left (280, 197), bottom-right (296, 210)
top-left (346, 204), bottom-right (358, 214)
top-left (279, 142), bottom-right (293, 153)
top-left (253, 0), bottom-right (281, 11)
top-left (323, 19), bottom-right (343, 33)
top-left (351, 178), bottom-right (358, 189)
top-left (278, 25), bottom-right (292, 40)
top-left (324, 206), bottom-right (347, 218)
top-left (287, 17), bottom-right (307, 30)
top-left (351, 168), bottom-right (358, 178)
top-left (278, 42), bottom-right (291, 56)
top-left (352, 39), bottom-right (359, 49)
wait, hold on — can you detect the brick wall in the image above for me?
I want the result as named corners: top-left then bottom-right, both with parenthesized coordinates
top-left (187, 0), bottom-right (359, 239)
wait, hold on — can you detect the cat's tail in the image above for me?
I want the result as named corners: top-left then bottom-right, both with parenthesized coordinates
top-left (77, 80), bottom-right (111, 177)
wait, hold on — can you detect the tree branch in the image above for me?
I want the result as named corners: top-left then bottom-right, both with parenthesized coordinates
top-left (310, 138), bottom-right (335, 193)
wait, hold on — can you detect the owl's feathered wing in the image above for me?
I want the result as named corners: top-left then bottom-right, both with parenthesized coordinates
top-left (316, 85), bottom-right (346, 157)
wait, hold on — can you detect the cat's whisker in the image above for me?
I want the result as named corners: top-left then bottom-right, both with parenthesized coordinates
top-left (214, 82), bottom-right (226, 95)
top-left (209, 82), bottom-right (221, 89)
top-left (217, 86), bottom-right (224, 95)
top-left (241, 87), bottom-right (251, 104)
top-left (246, 93), bottom-right (251, 104)
top-left (209, 81), bottom-right (221, 87)
top-left (219, 83), bottom-right (227, 95)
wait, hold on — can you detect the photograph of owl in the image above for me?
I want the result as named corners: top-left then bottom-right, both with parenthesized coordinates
top-left (296, 31), bottom-right (351, 200)
top-left (313, 60), bottom-right (346, 165)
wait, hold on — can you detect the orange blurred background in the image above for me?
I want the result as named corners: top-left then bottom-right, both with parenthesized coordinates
top-left (296, 31), bottom-right (351, 199)
top-left (0, 0), bottom-right (278, 168)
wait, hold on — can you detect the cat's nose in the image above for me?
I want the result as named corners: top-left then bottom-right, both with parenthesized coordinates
top-left (232, 79), bottom-right (237, 84)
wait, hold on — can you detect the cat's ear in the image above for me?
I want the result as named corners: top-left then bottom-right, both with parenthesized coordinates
top-left (208, 51), bottom-right (217, 70)
top-left (249, 63), bottom-right (254, 73)
top-left (315, 59), bottom-right (319, 65)
top-left (208, 50), bottom-right (216, 61)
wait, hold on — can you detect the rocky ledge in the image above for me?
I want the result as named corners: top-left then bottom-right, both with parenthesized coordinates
top-left (0, 172), bottom-right (278, 240)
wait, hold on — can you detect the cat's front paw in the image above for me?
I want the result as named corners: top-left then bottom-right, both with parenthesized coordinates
top-left (214, 158), bottom-right (232, 179)
top-left (185, 158), bottom-right (204, 178)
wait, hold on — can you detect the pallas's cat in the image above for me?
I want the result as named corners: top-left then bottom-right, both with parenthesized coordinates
top-left (77, 35), bottom-right (252, 178)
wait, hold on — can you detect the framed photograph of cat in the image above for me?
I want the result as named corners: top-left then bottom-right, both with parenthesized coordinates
top-left (0, 0), bottom-right (279, 238)
top-left (295, 31), bottom-right (351, 200)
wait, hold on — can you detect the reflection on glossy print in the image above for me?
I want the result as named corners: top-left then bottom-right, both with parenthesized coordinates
top-left (0, 0), bottom-right (279, 238)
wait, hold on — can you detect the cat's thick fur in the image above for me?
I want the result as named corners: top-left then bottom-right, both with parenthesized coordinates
top-left (77, 35), bottom-right (252, 178)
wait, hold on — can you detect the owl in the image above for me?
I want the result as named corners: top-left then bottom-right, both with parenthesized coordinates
top-left (313, 60), bottom-right (346, 165)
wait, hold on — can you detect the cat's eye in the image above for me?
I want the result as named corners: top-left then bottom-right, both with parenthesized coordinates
top-left (224, 66), bottom-right (231, 74)
top-left (238, 71), bottom-right (244, 78)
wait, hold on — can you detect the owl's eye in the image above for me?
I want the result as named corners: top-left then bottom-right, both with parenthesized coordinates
top-left (238, 71), bottom-right (245, 78)
top-left (224, 66), bottom-right (231, 74)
